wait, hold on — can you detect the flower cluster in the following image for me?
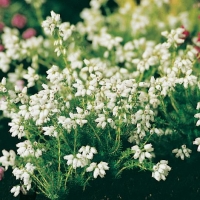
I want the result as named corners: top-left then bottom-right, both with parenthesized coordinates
top-left (86, 162), bottom-right (109, 178)
top-left (172, 145), bottom-right (192, 160)
top-left (194, 102), bottom-right (200, 126)
top-left (42, 11), bottom-right (61, 35)
top-left (152, 160), bottom-right (171, 181)
top-left (12, 163), bottom-right (35, 192)
top-left (0, 150), bottom-right (16, 170)
top-left (131, 143), bottom-right (154, 163)
top-left (64, 146), bottom-right (97, 169)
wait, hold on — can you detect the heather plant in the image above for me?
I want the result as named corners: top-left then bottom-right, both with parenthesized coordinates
top-left (0, 0), bottom-right (200, 199)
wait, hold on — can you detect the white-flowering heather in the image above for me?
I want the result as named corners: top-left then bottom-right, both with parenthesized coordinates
top-left (194, 102), bottom-right (200, 126)
top-left (172, 145), bottom-right (192, 160)
top-left (12, 163), bottom-right (35, 191)
top-left (0, 150), bottom-right (16, 170)
top-left (64, 146), bottom-right (98, 169)
top-left (86, 161), bottom-right (109, 178)
top-left (193, 138), bottom-right (200, 152)
top-left (152, 160), bottom-right (171, 181)
top-left (10, 185), bottom-right (20, 197)
top-left (131, 143), bottom-right (154, 163)
top-left (23, 67), bottom-right (39, 88)
top-left (42, 11), bottom-right (61, 35)
top-left (0, 0), bottom-right (200, 198)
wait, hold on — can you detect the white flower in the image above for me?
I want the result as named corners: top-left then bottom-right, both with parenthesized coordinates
top-left (78, 145), bottom-right (97, 160)
top-left (64, 154), bottom-right (74, 166)
top-left (86, 161), bottom-right (109, 178)
top-left (161, 28), bottom-right (185, 47)
top-left (42, 126), bottom-right (58, 137)
top-left (23, 67), bottom-right (39, 88)
top-left (25, 0), bottom-right (46, 8)
top-left (194, 112), bottom-right (200, 126)
top-left (16, 140), bottom-right (43, 158)
top-left (9, 116), bottom-right (26, 139)
top-left (42, 11), bottom-right (61, 35)
top-left (131, 144), bottom-right (154, 163)
top-left (10, 185), bottom-right (20, 197)
top-left (13, 167), bottom-right (24, 180)
top-left (0, 52), bottom-right (11, 72)
top-left (64, 146), bottom-right (98, 169)
top-left (46, 65), bottom-right (64, 84)
top-left (1, 77), bottom-right (6, 85)
top-left (172, 145), bottom-right (192, 160)
top-left (95, 114), bottom-right (107, 129)
top-left (131, 12), bottom-right (149, 35)
top-left (0, 77), bottom-right (7, 93)
top-left (89, 0), bottom-right (107, 10)
top-left (25, 163), bottom-right (36, 173)
top-left (64, 153), bottom-right (88, 169)
top-left (152, 160), bottom-right (171, 181)
top-left (12, 163), bottom-right (35, 192)
top-left (193, 138), bottom-right (200, 152)
top-left (197, 102), bottom-right (200, 110)
top-left (59, 22), bottom-right (75, 41)
top-left (0, 150), bottom-right (16, 170)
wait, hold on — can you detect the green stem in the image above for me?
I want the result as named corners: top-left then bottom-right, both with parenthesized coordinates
top-left (64, 166), bottom-right (73, 189)
top-left (116, 166), bottom-right (127, 177)
top-left (83, 177), bottom-right (91, 190)
top-left (137, 73), bottom-right (144, 82)
top-left (32, 174), bottom-right (48, 196)
top-left (110, 127), bottom-right (121, 154)
top-left (35, 168), bottom-right (49, 185)
top-left (160, 97), bottom-right (168, 117)
top-left (169, 94), bottom-right (179, 113)
top-left (35, 6), bottom-right (44, 26)
top-left (38, 58), bottom-right (52, 68)
top-left (74, 129), bottom-right (78, 153)
top-left (88, 122), bottom-right (102, 144)
top-left (143, 134), bottom-right (152, 146)
top-left (57, 136), bottom-right (61, 173)
top-left (116, 150), bottom-right (132, 166)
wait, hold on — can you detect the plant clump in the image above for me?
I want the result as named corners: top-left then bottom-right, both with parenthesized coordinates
top-left (0, 0), bottom-right (200, 199)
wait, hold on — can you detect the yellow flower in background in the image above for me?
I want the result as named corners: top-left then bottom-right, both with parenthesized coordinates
top-left (170, 0), bottom-right (186, 14)
top-left (115, 0), bottom-right (183, 14)
top-left (170, 0), bottom-right (180, 5)
top-left (115, 0), bottom-right (136, 9)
